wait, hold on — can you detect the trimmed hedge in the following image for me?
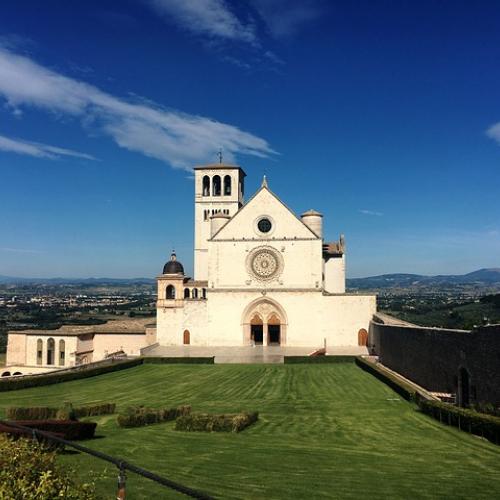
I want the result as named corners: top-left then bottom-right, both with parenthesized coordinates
top-left (284, 355), bottom-right (356, 364)
top-left (5, 420), bottom-right (97, 440)
top-left (117, 405), bottom-right (191, 428)
top-left (7, 402), bottom-right (116, 421)
top-left (355, 356), bottom-right (419, 402)
top-left (175, 411), bottom-right (259, 433)
top-left (418, 399), bottom-right (500, 445)
top-left (0, 358), bottom-right (143, 392)
top-left (143, 357), bottom-right (215, 365)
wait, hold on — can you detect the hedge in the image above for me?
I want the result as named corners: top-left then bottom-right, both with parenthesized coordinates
top-left (284, 355), bottom-right (356, 364)
top-left (143, 357), bottom-right (215, 365)
top-left (355, 356), bottom-right (419, 402)
top-left (7, 403), bottom-right (116, 421)
top-left (117, 405), bottom-right (191, 428)
top-left (3, 420), bottom-right (97, 440)
top-left (0, 358), bottom-right (143, 392)
top-left (418, 399), bottom-right (500, 445)
top-left (175, 411), bottom-right (259, 433)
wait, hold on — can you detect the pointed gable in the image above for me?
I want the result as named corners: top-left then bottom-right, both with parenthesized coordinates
top-left (212, 184), bottom-right (319, 240)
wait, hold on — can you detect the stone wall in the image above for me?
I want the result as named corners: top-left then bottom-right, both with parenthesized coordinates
top-left (369, 319), bottom-right (500, 406)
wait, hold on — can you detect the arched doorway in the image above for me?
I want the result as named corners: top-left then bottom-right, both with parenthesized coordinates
top-left (183, 330), bottom-right (190, 345)
top-left (250, 314), bottom-right (264, 345)
top-left (242, 298), bottom-right (287, 346)
top-left (358, 328), bottom-right (368, 346)
top-left (268, 313), bottom-right (281, 345)
top-left (458, 367), bottom-right (470, 407)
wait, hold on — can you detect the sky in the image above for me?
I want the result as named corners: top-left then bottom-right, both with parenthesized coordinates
top-left (1, 0), bottom-right (500, 279)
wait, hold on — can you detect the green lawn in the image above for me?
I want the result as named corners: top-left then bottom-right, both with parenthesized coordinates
top-left (1, 364), bottom-right (499, 499)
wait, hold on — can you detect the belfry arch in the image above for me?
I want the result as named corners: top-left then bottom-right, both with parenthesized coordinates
top-left (242, 297), bottom-right (288, 346)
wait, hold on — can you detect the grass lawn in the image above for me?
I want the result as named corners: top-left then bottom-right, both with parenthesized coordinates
top-left (1, 363), bottom-right (499, 499)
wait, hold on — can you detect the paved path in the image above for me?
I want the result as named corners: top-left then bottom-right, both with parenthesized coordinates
top-left (144, 345), bottom-right (368, 364)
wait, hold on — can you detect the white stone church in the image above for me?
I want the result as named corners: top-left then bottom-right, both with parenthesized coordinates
top-left (156, 163), bottom-right (376, 348)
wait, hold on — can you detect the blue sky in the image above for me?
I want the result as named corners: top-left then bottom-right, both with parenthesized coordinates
top-left (1, 0), bottom-right (499, 278)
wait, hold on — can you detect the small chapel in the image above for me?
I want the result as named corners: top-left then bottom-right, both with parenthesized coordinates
top-left (156, 163), bottom-right (376, 348)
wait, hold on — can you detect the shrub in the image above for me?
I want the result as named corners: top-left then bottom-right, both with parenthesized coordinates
top-left (0, 358), bottom-right (143, 392)
top-left (10, 420), bottom-right (98, 441)
top-left (6, 402), bottom-right (116, 421)
top-left (117, 405), bottom-right (191, 428)
top-left (175, 411), bottom-right (259, 433)
top-left (0, 435), bottom-right (96, 499)
top-left (284, 355), bottom-right (356, 364)
top-left (418, 400), bottom-right (500, 445)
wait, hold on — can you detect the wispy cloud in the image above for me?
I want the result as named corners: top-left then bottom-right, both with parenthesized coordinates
top-left (486, 122), bottom-right (500, 145)
top-left (0, 134), bottom-right (96, 160)
top-left (147, 0), bottom-right (257, 45)
top-left (251, 0), bottom-right (323, 39)
top-left (359, 209), bottom-right (383, 217)
top-left (0, 46), bottom-right (275, 170)
top-left (0, 247), bottom-right (44, 254)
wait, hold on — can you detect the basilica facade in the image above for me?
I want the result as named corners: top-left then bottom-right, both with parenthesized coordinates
top-left (156, 163), bottom-right (376, 348)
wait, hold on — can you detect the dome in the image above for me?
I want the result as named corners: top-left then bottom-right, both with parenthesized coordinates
top-left (163, 252), bottom-right (184, 275)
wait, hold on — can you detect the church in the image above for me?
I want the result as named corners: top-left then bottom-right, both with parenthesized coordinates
top-left (156, 163), bottom-right (376, 348)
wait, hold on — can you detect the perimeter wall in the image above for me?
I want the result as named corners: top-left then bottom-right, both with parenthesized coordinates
top-left (369, 315), bottom-right (500, 406)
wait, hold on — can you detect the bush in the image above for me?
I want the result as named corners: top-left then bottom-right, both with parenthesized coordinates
top-left (284, 355), bottom-right (356, 364)
top-left (0, 435), bottom-right (96, 499)
top-left (175, 411), bottom-right (259, 433)
top-left (0, 358), bottom-right (143, 392)
top-left (143, 357), bottom-right (215, 364)
top-left (418, 399), bottom-right (500, 445)
top-left (7, 402), bottom-right (116, 421)
top-left (117, 405), bottom-right (191, 428)
top-left (355, 356), bottom-right (419, 402)
top-left (9, 420), bottom-right (98, 441)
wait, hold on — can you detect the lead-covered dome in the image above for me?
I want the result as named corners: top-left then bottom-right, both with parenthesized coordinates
top-left (163, 251), bottom-right (184, 275)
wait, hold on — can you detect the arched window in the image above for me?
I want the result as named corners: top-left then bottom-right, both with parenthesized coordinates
top-left (192, 288), bottom-right (198, 299)
top-left (202, 288), bottom-right (207, 299)
top-left (212, 175), bottom-right (221, 196)
top-left (202, 175), bottom-right (210, 196)
top-left (224, 175), bottom-right (231, 196)
top-left (184, 288), bottom-right (190, 299)
top-left (36, 339), bottom-right (43, 365)
top-left (47, 338), bottom-right (55, 365)
top-left (166, 285), bottom-right (176, 299)
top-left (59, 339), bottom-right (65, 366)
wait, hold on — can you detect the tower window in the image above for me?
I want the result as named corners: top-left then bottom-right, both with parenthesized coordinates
top-left (202, 175), bottom-right (210, 196)
top-left (224, 175), bottom-right (231, 196)
top-left (213, 175), bottom-right (221, 196)
top-left (166, 285), bottom-right (176, 299)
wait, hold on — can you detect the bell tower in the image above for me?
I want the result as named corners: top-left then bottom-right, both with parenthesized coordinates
top-left (193, 163), bottom-right (245, 280)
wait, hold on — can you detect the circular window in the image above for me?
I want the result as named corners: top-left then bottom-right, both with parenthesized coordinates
top-left (257, 218), bottom-right (272, 233)
top-left (246, 246), bottom-right (284, 282)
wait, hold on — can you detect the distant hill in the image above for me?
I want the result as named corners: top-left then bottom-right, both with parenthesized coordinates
top-left (347, 268), bottom-right (500, 290)
top-left (0, 275), bottom-right (155, 285)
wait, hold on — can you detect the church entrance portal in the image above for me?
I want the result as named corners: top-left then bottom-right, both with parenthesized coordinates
top-left (243, 299), bottom-right (287, 346)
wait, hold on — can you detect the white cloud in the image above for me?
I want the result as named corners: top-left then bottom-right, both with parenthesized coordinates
top-left (0, 47), bottom-right (275, 170)
top-left (251, 0), bottom-right (322, 39)
top-left (486, 122), bottom-right (500, 145)
top-left (0, 134), bottom-right (96, 160)
top-left (359, 209), bottom-right (383, 217)
top-left (147, 0), bottom-right (257, 45)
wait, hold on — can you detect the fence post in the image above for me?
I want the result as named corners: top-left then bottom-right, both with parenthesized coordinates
top-left (117, 462), bottom-right (126, 500)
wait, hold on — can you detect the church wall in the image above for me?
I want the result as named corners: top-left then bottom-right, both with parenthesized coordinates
top-left (324, 255), bottom-right (346, 293)
top-left (156, 300), bottom-right (208, 345)
top-left (25, 335), bottom-right (78, 368)
top-left (208, 239), bottom-right (323, 289)
top-left (93, 333), bottom-right (148, 359)
top-left (5, 333), bottom-right (26, 366)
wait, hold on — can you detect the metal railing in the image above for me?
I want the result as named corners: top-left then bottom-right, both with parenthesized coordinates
top-left (0, 420), bottom-right (214, 500)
